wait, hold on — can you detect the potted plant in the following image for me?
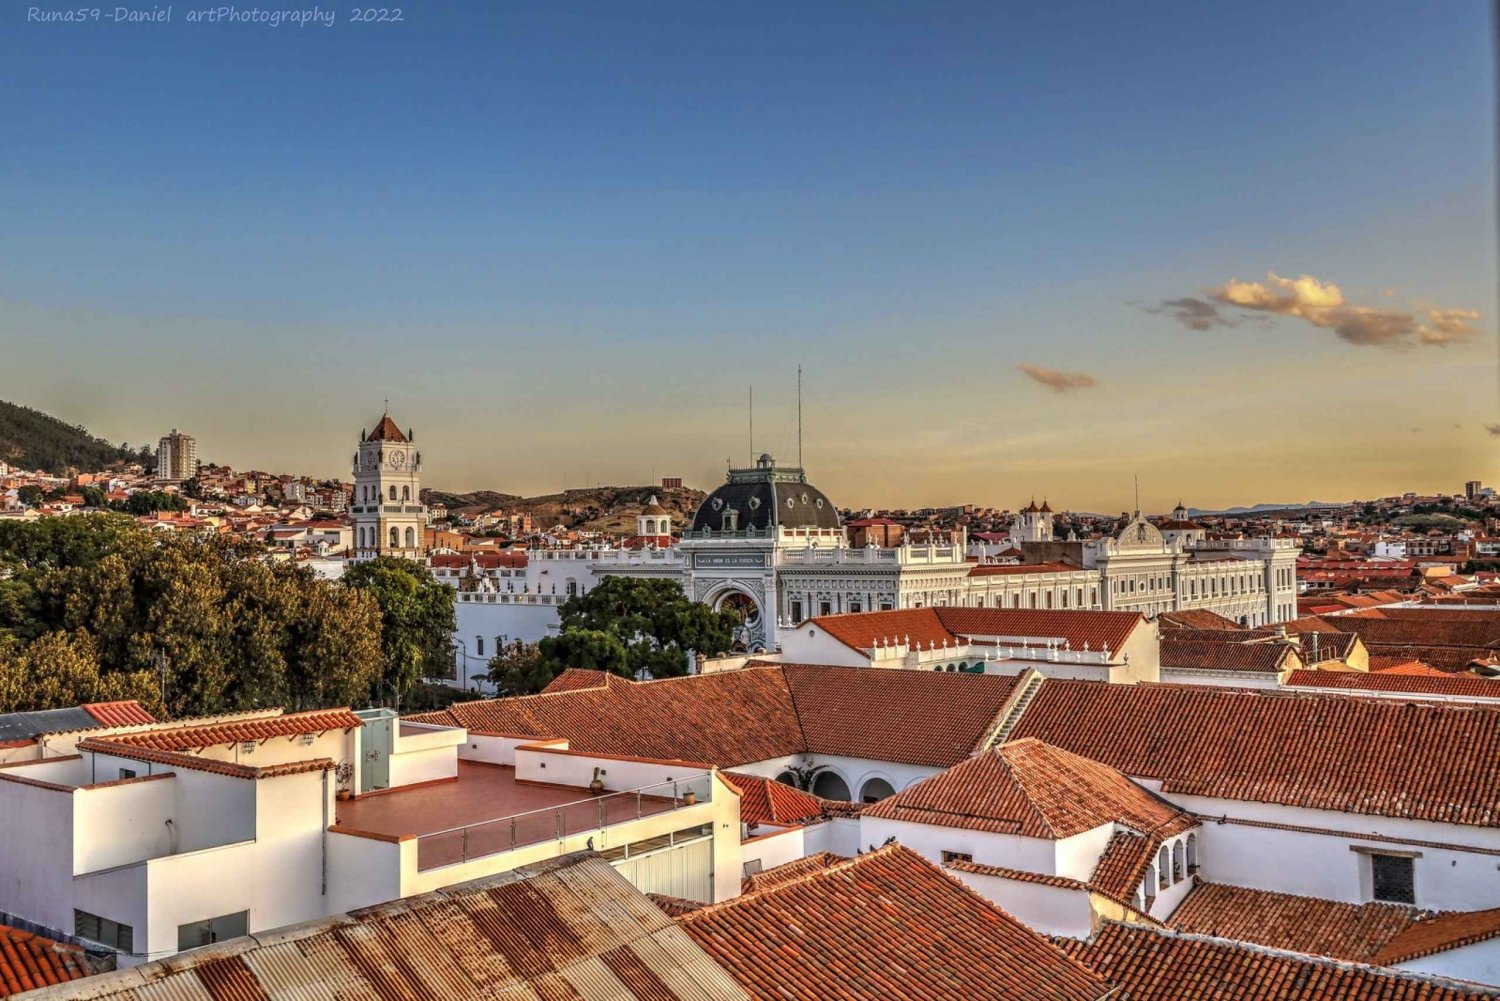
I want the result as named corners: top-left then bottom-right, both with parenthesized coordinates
top-left (335, 762), bottom-right (355, 801)
top-left (682, 788), bottom-right (698, 806)
top-left (589, 766), bottom-right (605, 796)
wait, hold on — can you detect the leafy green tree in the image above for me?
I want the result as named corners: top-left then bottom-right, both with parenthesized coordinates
top-left (342, 556), bottom-right (456, 707)
top-left (537, 576), bottom-right (737, 685)
top-left (486, 639), bottom-right (553, 695)
top-left (80, 486), bottom-right (105, 508)
top-left (16, 485), bottom-right (42, 507)
top-left (0, 631), bottom-right (162, 716)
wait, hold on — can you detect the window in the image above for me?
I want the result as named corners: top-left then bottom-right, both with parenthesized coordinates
top-left (1372, 853), bottom-right (1416, 904)
top-left (475, 635), bottom-right (485, 657)
top-left (177, 910), bottom-right (249, 952)
top-left (402, 485), bottom-right (410, 501)
top-left (388, 485), bottom-right (397, 501)
top-left (849, 601), bottom-right (862, 613)
top-left (819, 601), bottom-right (832, 616)
top-left (75, 910), bottom-right (132, 953)
top-left (879, 602), bottom-right (894, 611)
top-left (790, 600), bottom-right (804, 622)
top-left (404, 526), bottom-right (415, 548)
top-left (118, 768), bottom-right (136, 780)
top-left (742, 858), bottom-right (764, 878)
top-left (941, 850), bottom-right (973, 864)
top-left (389, 527), bottom-right (399, 547)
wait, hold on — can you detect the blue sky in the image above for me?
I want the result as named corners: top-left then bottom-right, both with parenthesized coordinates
top-left (2, 1), bottom-right (1494, 508)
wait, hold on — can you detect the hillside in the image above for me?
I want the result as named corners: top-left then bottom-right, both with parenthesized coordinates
top-left (0, 401), bottom-right (144, 475)
top-left (423, 484), bottom-right (706, 533)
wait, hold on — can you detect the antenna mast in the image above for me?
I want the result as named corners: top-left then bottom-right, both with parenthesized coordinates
top-left (748, 385), bottom-right (754, 465)
top-left (797, 364), bottom-right (803, 469)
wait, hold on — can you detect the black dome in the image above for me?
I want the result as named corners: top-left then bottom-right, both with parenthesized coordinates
top-left (690, 455), bottom-right (840, 533)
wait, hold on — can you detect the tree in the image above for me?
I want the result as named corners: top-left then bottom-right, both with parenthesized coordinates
top-left (342, 556), bottom-right (456, 707)
top-left (536, 576), bottom-right (737, 686)
top-left (16, 485), bottom-right (42, 508)
top-left (485, 639), bottom-right (551, 695)
top-left (0, 631), bottom-right (162, 716)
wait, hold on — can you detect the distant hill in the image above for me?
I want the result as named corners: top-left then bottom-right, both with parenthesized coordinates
top-left (1190, 502), bottom-right (1350, 516)
top-left (423, 484), bottom-right (706, 534)
top-left (0, 401), bottom-right (144, 475)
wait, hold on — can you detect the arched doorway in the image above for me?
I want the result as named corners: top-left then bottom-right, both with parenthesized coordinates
top-left (859, 777), bottom-right (896, 803)
top-left (812, 771), bottom-right (851, 801)
top-left (715, 589), bottom-right (762, 651)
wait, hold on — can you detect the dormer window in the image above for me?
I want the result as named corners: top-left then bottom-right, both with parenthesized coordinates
top-left (723, 509), bottom-right (739, 531)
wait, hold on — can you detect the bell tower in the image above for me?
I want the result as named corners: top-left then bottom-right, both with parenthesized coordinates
top-left (351, 413), bottom-right (426, 560)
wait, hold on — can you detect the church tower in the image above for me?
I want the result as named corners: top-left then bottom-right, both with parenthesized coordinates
top-left (1012, 499), bottom-right (1055, 544)
top-left (351, 414), bottom-right (426, 560)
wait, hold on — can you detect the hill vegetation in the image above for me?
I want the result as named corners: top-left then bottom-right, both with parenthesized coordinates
top-left (0, 400), bottom-right (147, 475)
top-left (423, 484), bottom-right (706, 533)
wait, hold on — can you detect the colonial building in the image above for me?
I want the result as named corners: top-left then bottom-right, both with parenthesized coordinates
top-left (437, 456), bottom-right (1299, 669)
top-left (350, 414), bottom-right (426, 560)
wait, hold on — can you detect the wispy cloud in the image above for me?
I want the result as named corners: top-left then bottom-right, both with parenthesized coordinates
top-left (1146, 271), bottom-right (1484, 349)
top-left (1017, 363), bottom-right (1098, 393)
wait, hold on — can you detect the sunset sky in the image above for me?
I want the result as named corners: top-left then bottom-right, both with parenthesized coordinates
top-left (2, 1), bottom-right (1494, 511)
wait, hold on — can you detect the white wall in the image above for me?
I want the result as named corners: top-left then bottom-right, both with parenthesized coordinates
top-left (1161, 668), bottom-right (1281, 689)
top-left (389, 745), bottom-right (458, 787)
top-left (1054, 823), bottom-right (1117, 883)
top-left (1397, 939), bottom-right (1500, 987)
top-left (1181, 795), bottom-right (1500, 912)
top-left (952, 869), bottom-right (1094, 939)
top-left (859, 815), bottom-right (1057, 874)
top-left (733, 753), bottom-right (941, 804)
top-left (73, 777), bottom-right (176, 873)
top-left (0, 776), bottom-right (75, 936)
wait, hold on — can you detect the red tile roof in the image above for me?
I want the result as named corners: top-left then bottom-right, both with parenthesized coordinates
top-left (364, 415), bottom-right (408, 442)
top-left (806, 606), bottom-right (1147, 658)
top-left (863, 737), bottom-right (1195, 840)
top-left (413, 664), bottom-right (1018, 770)
top-left (1160, 638), bottom-right (1296, 673)
top-left (76, 740), bottom-right (336, 781)
top-left (1284, 670), bottom-right (1500, 700)
top-left (679, 845), bottom-right (1111, 1001)
top-left (1010, 681), bottom-right (1500, 827)
top-left (740, 852), bottom-right (847, 893)
top-left (1169, 882), bottom-right (1424, 964)
top-left (109, 708), bottom-right (363, 751)
top-left (1061, 922), bottom-right (1493, 1000)
top-left (1376, 906), bottom-right (1500, 966)
top-left (937, 607), bottom-right (1146, 654)
top-left (429, 551), bottom-right (529, 569)
top-left (540, 668), bottom-right (616, 693)
top-left (1088, 830), bottom-right (1160, 905)
top-left (1287, 612), bottom-right (1500, 673)
top-left (79, 701), bottom-right (156, 728)
top-left (0, 924), bottom-right (90, 997)
top-left (723, 772), bottom-right (846, 828)
top-left (1158, 609), bottom-right (1246, 631)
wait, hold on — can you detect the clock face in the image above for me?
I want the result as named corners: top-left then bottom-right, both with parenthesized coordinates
top-left (390, 451), bottom-right (406, 468)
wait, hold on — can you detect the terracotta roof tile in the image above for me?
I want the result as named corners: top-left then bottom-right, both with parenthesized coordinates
top-left (937, 607), bottom-right (1146, 654)
top-left (1158, 609), bottom-right (1246, 631)
top-left (863, 737), bottom-right (1195, 840)
top-left (415, 664), bottom-right (1018, 770)
top-left (364, 415), bottom-right (408, 442)
top-left (79, 701), bottom-right (156, 728)
top-left (1088, 831), bottom-right (1161, 905)
top-left (1376, 906), bottom-right (1500, 966)
top-left (1010, 681), bottom-right (1500, 827)
top-left (1160, 638), bottom-right (1296, 673)
top-left (723, 772), bottom-right (846, 828)
top-left (740, 852), bottom-right (847, 893)
top-left (0, 923), bottom-right (90, 997)
top-left (1285, 670), bottom-right (1500, 699)
top-left (540, 668), bottom-right (615, 693)
top-left (679, 845), bottom-right (1111, 1000)
top-left (1062, 922), bottom-right (1494, 1000)
top-left (108, 708), bottom-right (363, 751)
top-left (1169, 882), bottom-right (1423, 963)
top-left (76, 738), bottom-right (336, 780)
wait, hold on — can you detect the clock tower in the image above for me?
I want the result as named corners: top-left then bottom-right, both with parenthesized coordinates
top-left (351, 413), bottom-right (426, 560)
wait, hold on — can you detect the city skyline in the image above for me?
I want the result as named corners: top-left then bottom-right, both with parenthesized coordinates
top-left (3, 1), bottom-right (1495, 509)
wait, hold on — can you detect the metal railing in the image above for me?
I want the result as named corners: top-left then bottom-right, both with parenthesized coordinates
top-left (414, 774), bottom-right (712, 872)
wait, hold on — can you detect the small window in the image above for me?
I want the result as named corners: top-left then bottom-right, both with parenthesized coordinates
top-left (941, 850), bottom-right (973, 864)
top-left (178, 910), bottom-right (249, 952)
top-left (849, 601), bottom-right (862, 613)
top-left (790, 600), bottom-right (804, 623)
top-left (819, 601), bottom-right (831, 616)
top-left (1372, 854), bottom-right (1416, 904)
top-left (742, 858), bottom-right (764, 878)
top-left (118, 768), bottom-right (137, 781)
top-left (75, 910), bottom-right (132, 953)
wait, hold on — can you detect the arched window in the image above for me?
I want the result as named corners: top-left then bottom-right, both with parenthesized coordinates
top-left (1158, 846), bottom-right (1171, 887)
top-left (1143, 864), bottom-right (1157, 906)
top-left (388, 485), bottom-right (397, 501)
top-left (774, 771), bottom-right (798, 786)
top-left (402, 486), bottom-right (410, 501)
top-left (859, 777), bottom-right (896, 803)
top-left (405, 527), bottom-right (415, 548)
top-left (1186, 833), bottom-right (1199, 873)
top-left (1172, 841), bottom-right (1184, 882)
top-left (811, 771), bottom-right (851, 802)
top-left (389, 527), bottom-right (399, 547)
top-left (475, 636), bottom-right (485, 657)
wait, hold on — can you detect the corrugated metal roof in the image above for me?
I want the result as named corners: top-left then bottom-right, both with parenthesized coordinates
top-left (0, 708), bottom-right (98, 743)
top-left (15, 854), bottom-right (748, 1001)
